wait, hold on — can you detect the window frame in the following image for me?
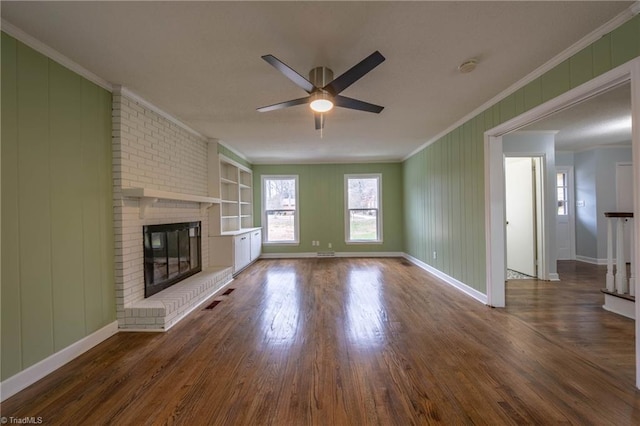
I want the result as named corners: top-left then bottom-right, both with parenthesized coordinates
top-left (261, 175), bottom-right (300, 245)
top-left (344, 173), bottom-right (383, 244)
top-left (556, 171), bottom-right (569, 217)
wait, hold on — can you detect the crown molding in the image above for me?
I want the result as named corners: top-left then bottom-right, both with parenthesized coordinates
top-left (217, 140), bottom-right (250, 163)
top-left (403, 3), bottom-right (639, 161)
top-left (113, 85), bottom-right (206, 139)
top-left (1, 19), bottom-right (113, 91)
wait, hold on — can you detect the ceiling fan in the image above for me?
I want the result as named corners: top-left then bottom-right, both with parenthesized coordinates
top-left (257, 51), bottom-right (385, 130)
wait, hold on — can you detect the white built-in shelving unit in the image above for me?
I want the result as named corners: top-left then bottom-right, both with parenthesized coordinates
top-left (207, 149), bottom-right (261, 274)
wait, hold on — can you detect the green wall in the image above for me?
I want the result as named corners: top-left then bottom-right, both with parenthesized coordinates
top-left (1, 33), bottom-right (115, 381)
top-left (218, 143), bottom-right (251, 169)
top-left (253, 163), bottom-right (403, 254)
top-left (403, 15), bottom-right (640, 294)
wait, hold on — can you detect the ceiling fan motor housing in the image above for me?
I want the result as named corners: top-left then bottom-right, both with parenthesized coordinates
top-left (309, 66), bottom-right (334, 90)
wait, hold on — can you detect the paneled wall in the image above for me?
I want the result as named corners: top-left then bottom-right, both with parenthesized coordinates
top-left (403, 14), bottom-right (640, 294)
top-left (252, 163), bottom-right (403, 254)
top-left (1, 33), bottom-right (114, 381)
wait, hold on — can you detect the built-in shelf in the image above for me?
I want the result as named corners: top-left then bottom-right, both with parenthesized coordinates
top-left (122, 187), bottom-right (221, 219)
top-left (209, 154), bottom-right (254, 235)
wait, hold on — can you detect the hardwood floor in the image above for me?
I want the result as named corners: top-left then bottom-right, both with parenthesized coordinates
top-left (2, 258), bottom-right (638, 425)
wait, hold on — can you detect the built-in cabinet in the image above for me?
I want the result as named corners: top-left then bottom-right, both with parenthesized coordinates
top-left (208, 147), bottom-right (261, 274)
top-left (209, 228), bottom-right (261, 274)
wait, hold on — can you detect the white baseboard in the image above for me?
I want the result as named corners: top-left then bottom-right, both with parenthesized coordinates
top-left (403, 254), bottom-right (488, 305)
top-left (548, 273), bottom-right (561, 281)
top-left (0, 320), bottom-right (119, 402)
top-left (259, 252), bottom-right (317, 259)
top-left (260, 251), bottom-right (403, 259)
top-left (602, 295), bottom-right (635, 319)
top-left (576, 255), bottom-right (609, 265)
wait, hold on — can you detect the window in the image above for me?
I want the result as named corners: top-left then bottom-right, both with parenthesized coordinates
top-left (557, 171), bottom-right (568, 216)
top-left (345, 174), bottom-right (382, 243)
top-left (262, 176), bottom-right (299, 244)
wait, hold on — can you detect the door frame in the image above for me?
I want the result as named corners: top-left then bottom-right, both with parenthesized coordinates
top-left (555, 165), bottom-right (576, 261)
top-left (484, 57), bottom-right (640, 388)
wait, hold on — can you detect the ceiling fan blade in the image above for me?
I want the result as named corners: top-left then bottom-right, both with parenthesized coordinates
top-left (334, 95), bottom-right (384, 113)
top-left (314, 113), bottom-right (325, 130)
top-left (257, 96), bottom-right (311, 112)
top-left (324, 51), bottom-right (385, 95)
top-left (262, 54), bottom-right (315, 93)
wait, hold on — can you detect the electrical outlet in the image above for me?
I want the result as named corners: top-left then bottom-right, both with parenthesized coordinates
top-left (433, 251), bottom-right (437, 260)
top-left (328, 243), bottom-right (332, 249)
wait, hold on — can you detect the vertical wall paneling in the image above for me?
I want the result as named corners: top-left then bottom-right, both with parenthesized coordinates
top-left (17, 41), bottom-right (55, 368)
top-left (610, 18), bottom-right (640, 67)
top-left (81, 80), bottom-right (105, 333)
top-left (402, 14), bottom-right (640, 295)
top-left (570, 46), bottom-right (594, 88)
top-left (98, 88), bottom-right (115, 326)
top-left (49, 61), bottom-right (86, 351)
top-left (1, 33), bottom-right (114, 381)
top-left (592, 35), bottom-right (613, 78)
top-left (1, 33), bottom-right (22, 379)
top-left (541, 59), bottom-right (571, 103)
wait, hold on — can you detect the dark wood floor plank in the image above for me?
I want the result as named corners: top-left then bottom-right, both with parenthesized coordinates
top-left (2, 258), bottom-right (638, 425)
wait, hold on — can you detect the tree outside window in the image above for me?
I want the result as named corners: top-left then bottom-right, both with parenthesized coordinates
top-left (345, 174), bottom-right (382, 243)
top-left (262, 176), bottom-right (299, 243)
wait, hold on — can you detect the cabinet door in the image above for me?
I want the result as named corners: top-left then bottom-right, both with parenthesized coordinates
top-left (233, 234), bottom-right (251, 272)
top-left (250, 229), bottom-right (262, 261)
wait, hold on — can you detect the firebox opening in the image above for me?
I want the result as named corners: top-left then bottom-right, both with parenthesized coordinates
top-left (143, 221), bottom-right (202, 298)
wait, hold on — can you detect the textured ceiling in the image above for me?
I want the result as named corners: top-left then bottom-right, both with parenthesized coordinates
top-left (1, 1), bottom-right (633, 163)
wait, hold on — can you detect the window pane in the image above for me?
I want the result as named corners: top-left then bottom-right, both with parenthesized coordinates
top-left (557, 172), bottom-right (566, 187)
top-left (266, 211), bottom-right (295, 241)
top-left (349, 210), bottom-right (378, 240)
top-left (348, 178), bottom-right (378, 209)
top-left (557, 187), bottom-right (565, 201)
top-left (265, 179), bottom-right (296, 211)
top-left (263, 176), bottom-right (298, 243)
top-left (558, 200), bottom-right (566, 216)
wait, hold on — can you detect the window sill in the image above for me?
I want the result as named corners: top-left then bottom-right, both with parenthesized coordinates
top-left (345, 240), bottom-right (383, 245)
top-left (263, 241), bottom-right (300, 246)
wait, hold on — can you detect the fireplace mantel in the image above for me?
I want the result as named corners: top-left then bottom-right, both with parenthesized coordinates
top-left (122, 187), bottom-right (221, 218)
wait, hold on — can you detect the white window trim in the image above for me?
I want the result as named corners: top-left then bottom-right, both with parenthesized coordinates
top-left (344, 173), bottom-right (383, 244)
top-left (261, 175), bottom-right (300, 245)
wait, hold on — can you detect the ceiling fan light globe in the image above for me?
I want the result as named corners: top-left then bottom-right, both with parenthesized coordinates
top-left (310, 99), bottom-right (334, 113)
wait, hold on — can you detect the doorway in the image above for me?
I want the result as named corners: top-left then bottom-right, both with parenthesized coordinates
top-left (484, 58), bottom-right (639, 387)
top-left (555, 166), bottom-right (576, 260)
top-left (505, 156), bottom-right (543, 278)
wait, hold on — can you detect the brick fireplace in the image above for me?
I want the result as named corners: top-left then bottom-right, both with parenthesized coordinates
top-left (112, 88), bottom-right (232, 331)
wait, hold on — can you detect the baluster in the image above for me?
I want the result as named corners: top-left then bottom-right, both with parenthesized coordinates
top-left (629, 218), bottom-right (635, 297)
top-left (606, 216), bottom-right (615, 292)
top-left (615, 217), bottom-right (628, 294)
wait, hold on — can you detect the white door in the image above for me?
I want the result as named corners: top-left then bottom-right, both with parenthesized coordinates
top-left (556, 167), bottom-right (575, 260)
top-left (505, 157), bottom-right (537, 277)
top-left (616, 163), bottom-right (633, 263)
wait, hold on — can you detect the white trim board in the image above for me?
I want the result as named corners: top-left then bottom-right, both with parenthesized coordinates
top-left (0, 321), bottom-right (119, 402)
top-left (114, 86), bottom-right (206, 139)
top-left (403, 254), bottom-right (489, 305)
top-left (1, 19), bottom-right (112, 91)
